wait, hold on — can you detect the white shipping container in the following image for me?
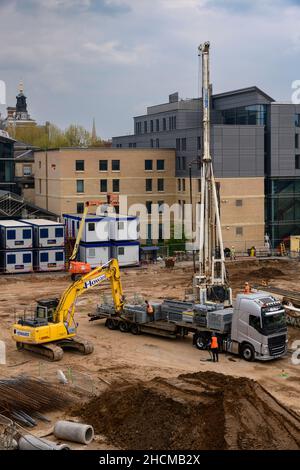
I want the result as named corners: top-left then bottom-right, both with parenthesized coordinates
top-left (111, 242), bottom-right (140, 267)
top-left (109, 217), bottom-right (138, 241)
top-left (0, 250), bottom-right (33, 273)
top-left (22, 219), bottom-right (64, 248)
top-left (34, 249), bottom-right (65, 272)
top-left (0, 220), bottom-right (33, 250)
top-left (79, 243), bottom-right (110, 268)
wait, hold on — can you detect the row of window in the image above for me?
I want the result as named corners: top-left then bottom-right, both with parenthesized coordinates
top-left (7, 253), bottom-right (32, 264)
top-left (76, 178), bottom-right (165, 194)
top-left (146, 201), bottom-right (164, 214)
top-left (136, 116), bottom-right (177, 135)
top-left (76, 159), bottom-right (121, 172)
top-left (6, 251), bottom-right (64, 265)
top-left (144, 159), bottom-right (165, 171)
top-left (7, 229), bottom-right (31, 240)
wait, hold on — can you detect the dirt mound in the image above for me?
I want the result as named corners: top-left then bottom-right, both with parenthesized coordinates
top-left (75, 371), bottom-right (300, 450)
top-left (250, 267), bottom-right (284, 279)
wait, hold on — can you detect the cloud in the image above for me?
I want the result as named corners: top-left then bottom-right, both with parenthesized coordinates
top-left (0, 0), bottom-right (131, 15)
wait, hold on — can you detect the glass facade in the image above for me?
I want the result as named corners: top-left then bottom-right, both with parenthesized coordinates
top-left (222, 104), bottom-right (267, 126)
top-left (266, 178), bottom-right (300, 246)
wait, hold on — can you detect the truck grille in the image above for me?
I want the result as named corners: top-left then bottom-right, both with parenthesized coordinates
top-left (268, 335), bottom-right (286, 356)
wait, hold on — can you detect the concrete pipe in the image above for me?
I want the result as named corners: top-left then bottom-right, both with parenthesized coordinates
top-left (19, 435), bottom-right (70, 451)
top-left (54, 420), bottom-right (94, 445)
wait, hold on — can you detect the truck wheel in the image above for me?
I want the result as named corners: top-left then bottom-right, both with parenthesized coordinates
top-left (119, 321), bottom-right (129, 333)
top-left (194, 333), bottom-right (207, 350)
top-left (130, 324), bottom-right (141, 335)
top-left (240, 343), bottom-right (255, 361)
top-left (105, 318), bottom-right (118, 330)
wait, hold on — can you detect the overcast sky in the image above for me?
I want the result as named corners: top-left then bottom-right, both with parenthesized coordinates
top-left (0, 0), bottom-right (299, 139)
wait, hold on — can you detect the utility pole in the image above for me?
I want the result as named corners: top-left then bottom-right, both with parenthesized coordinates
top-left (196, 42), bottom-right (230, 305)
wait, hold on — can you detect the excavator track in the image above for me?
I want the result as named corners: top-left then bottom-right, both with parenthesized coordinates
top-left (58, 336), bottom-right (94, 355)
top-left (17, 342), bottom-right (64, 362)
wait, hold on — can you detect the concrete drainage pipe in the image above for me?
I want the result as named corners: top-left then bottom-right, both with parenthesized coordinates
top-left (54, 420), bottom-right (94, 445)
top-left (19, 435), bottom-right (70, 451)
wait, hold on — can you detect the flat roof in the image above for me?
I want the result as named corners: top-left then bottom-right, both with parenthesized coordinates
top-left (21, 218), bottom-right (63, 226)
top-left (0, 220), bottom-right (31, 228)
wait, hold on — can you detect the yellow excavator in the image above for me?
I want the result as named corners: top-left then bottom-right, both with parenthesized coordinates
top-left (12, 258), bottom-right (124, 361)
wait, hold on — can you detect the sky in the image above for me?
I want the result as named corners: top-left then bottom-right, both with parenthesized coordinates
top-left (0, 0), bottom-right (300, 139)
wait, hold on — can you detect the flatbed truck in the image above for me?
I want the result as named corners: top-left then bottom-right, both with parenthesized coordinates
top-left (89, 291), bottom-right (288, 362)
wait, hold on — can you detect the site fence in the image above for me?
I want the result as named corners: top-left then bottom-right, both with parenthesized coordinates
top-left (37, 363), bottom-right (96, 395)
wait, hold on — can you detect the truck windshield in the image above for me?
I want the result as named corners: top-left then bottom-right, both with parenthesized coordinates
top-left (262, 311), bottom-right (286, 334)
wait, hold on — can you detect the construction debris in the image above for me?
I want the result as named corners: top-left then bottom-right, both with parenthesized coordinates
top-left (75, 371), bottom-right (300, 450)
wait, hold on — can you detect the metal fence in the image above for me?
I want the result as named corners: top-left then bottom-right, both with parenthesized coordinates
top-left (37, 363), bottom-right (96, 395)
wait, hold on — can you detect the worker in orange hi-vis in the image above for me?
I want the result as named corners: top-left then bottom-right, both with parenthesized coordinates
top-left (244, 282), bottom-right (251, 294)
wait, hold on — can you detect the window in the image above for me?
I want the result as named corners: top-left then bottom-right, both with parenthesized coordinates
top-left (77, 202), bottom-right (84, 214)
top-left (40, 228), bottom-right (49, 238)
top-left (150, 120), bottom-right (154, 132)
top-left (157, 178), bottom-right (164, 192)
top-left (181, 138), bottom-right (187, 151)
top-left (156, 119), bottom-right (159, 132)
top-left (156, 138), bottom-right (159, 148)
top-left (295, 114), bottom-right (300, 127)
top-left (23, 165), bottom-right (32, 176)
top-left (55, 228), bottom-right (64, 238)
top-left (99, 160), bottom-right (108, 171)
top-left (147, 223), bottom-right (152, 241)
top-left (112, 160), bottom-right (120, 171)
top-left (88, 248), bottom-right (96, 258)
top-left (145, 160), bottom-right (153, 171)
top-left (23, 253), bottom-right (31, 263)
top-left (163, 118), bottom-right (166, 131)
top-left (176, 157), bottom-right (181, 170)
top-left (76, 179), bottom-right (84, 193)
top-left (129, 142), bottom-right (137, 148)
top-left (236, 199), bottom-right (243, 207)
top-left (198, 179), bottom-right (201, 192)
top-left (23, 229), bottom-right (31, 239)
top-left (55, 251), bottom-right (64, 262)
top-left (296, 134), bottom-right (299, 149)
top-left (118, 221), bottom-right (124, 230)
top-left (150, 139), bottom-right (154, 148)
top-left (100, 179), bottom-right (108, 192)
top-left (7, 229), bottom-right (16, 240)
top-left (236, 227), bottom-right (243, 236)
top-left (116, 143), bottom-right (122, 148)
top-left (144, 121), bottom-right (148, 133)
top-left (159, 223), bottom-right (163, 240)
top-left (182, 179), bottom-right (186, 192)
top-left (296, 155), bottom-right (300, 169)
top-left (75, 160), bottom-right (84, 171)
top-left (178, 179), bottom-right (181, 191)
top-left (41, 252), bottom-right (49, 262)
top-left (169, 116), bottom-right (172, 130)
top-left (88, 222), bottom-right (95, 232)
top-left (197, 136), bottom-right (201, 150)
top-left (112, 179), bottom-right (120, 192)
top-left (7, 254), bottom-right (16, 264)
top-left (146, 179), bottom-right (152, 192)
top-left (157, 159), bottom-right (165, 171)
top-left (118, 247), bottom-right (125, 256)
top-left (158, 200), bottom-right (164, 213)
top-left (136, 122), bottom-right (142, 134)
top-left (146, 201), bottom-right (152, 214)
top-left (181, 157), bottom-right (186, 170)
top-left (249, 315), bottom-right (262, 333)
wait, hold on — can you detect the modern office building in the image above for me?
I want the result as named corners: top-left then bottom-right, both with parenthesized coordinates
top-left (113, 87), bottom-right (300, 247)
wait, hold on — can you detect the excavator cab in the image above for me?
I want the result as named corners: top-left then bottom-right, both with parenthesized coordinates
top-left (35, 298), bottom-right (59, 323)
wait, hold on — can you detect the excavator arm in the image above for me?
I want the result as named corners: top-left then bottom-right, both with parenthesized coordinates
top-left (55, 258), bottom-right (124, 327)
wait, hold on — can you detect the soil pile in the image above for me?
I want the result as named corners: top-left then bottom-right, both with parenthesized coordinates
top-left (76, 371), bottom-right (300, 450)
top-left (250, 267), bottom-right (284, 279)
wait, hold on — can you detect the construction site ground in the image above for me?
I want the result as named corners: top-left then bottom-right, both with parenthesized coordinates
top-left (1, 257), bottom-right (300, 450)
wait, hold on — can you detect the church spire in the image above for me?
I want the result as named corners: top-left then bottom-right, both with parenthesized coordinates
top-left (92, 117), bottom-right (97, 143)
